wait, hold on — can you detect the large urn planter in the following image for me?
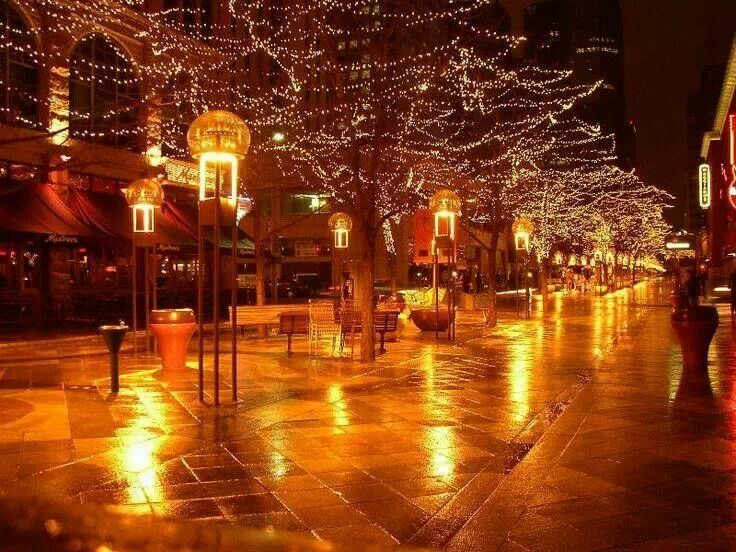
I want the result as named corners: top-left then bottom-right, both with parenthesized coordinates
top-left (149, 309), bottom-right (197, 372)
top-left (671, 305), bottom-right (718, 371)
top-left (410, 308), bottom-right (449, 332)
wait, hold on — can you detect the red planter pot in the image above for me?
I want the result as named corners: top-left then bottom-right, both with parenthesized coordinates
top-left (671, 306), bottom-right (719, 371)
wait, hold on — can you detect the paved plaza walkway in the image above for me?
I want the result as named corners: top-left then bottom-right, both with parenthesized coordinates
top-left (1, 280), bottom-right (735, 550)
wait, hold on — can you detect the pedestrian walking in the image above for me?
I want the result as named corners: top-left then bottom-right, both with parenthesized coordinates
top-left (685, 270), bottom-right (698, 307)
top-left (729, 269), bottom-right (736, 316)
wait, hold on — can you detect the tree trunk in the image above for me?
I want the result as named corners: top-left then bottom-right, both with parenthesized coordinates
top-left (539, 257), bottom-right (550, 307)
top-left (613, 254), bottom-right (619, 290)
top-left (254, 210), bottom-right (267, 336)
top-left (631, 254), bottom-right (638, 285)
top-left (484, 226), bottom-right (499, 327)
top-left (357, 224), bottom-right (376, 361)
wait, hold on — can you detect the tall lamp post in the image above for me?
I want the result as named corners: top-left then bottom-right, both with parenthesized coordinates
top-left (430, 189), bottom-right (461, 340)
top-left (125, 178), bottom-right (164, 353)
top-left (512, 218), bottom-right (533, 319)
top-left (328, 212), bottom-right (352, 302)
top-left (187, 110), bottom-right (250, 406)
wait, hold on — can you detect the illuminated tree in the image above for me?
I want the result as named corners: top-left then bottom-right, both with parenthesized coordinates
top-left (419, 39), bottom-right (609, 323)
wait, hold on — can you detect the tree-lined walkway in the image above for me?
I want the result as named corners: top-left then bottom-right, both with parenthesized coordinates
top-left (1, 281), bottom-right (729, 550)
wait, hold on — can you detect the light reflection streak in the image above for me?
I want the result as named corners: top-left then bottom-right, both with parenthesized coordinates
top-left (114, 390), bottom-right (171, 503)
top-left (418, 346), bottom-right (456, 478)
top-left (509, 328), bottom-right (531, 423)
top-left (327, 383), bottom-right (350, 426)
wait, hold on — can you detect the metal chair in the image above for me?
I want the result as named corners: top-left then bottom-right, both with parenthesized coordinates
top-left (308, 301), bottom-right (342, 356)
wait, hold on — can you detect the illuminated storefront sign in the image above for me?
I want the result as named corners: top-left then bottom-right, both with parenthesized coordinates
top-left (699, 163), bottom-right (711, 209)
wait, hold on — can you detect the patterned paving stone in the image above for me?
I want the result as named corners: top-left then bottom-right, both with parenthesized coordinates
top-left (4, 281), bottom-right (731, 549)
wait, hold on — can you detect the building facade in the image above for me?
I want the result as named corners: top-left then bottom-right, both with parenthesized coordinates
top-left (0, 0), bottom-right (239, 328)
top-left (701, 36), bottom-right (736, 287)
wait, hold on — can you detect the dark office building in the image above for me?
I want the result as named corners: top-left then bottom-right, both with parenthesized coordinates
top-left (523, 0), bottom-right (631, 168)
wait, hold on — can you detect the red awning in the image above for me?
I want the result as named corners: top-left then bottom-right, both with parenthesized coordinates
top-left (0, 183), bottom-right (94, 237)
top-left (66, 188), bottom-right (198, 246)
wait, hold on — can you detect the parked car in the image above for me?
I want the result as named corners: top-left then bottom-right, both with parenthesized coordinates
top-left (266, 279), bottom-right (311, 299)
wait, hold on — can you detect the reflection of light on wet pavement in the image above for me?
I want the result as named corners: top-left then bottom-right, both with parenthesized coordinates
top-left (113, 390), bottom-right (171, 503)
top-left (417, 347), bottom-right (456, 477)
top-left (425, 426), bottom-right (455, 477)
top-left (509, 340), bottom-right (530, 423)
top-left (269, 450), bottom-right (290, 478)
top-left (327, 383), bottom-right (350, 426)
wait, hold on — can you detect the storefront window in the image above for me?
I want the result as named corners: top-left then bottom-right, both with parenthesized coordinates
top-left (0, 160), bottom-right (43, 189)
top-left (281, 193), bottom-right (332, 216)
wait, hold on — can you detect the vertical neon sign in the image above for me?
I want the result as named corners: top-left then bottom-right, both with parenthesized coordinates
top-left (699, 163), bottom-right (711, 209)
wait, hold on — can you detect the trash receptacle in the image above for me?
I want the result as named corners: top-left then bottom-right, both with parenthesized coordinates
top-left (149, 309), bottom-right (197, 372)
top-left (99, 323), bottom-right (128, 392)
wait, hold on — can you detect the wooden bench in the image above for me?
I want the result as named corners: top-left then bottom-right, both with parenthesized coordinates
top-left (374, 311), bottom-right (399, 354)
top-left (228, 304), bottom-right (310, 335)
top-left (279, 311), bottom-right (309, 355)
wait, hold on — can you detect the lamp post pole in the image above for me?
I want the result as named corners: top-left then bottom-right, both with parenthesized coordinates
top-left (189, 110), bottom-right (250, 406)
top-left (448, 243), bottom-right (455, 341)
top-left (213, 138), bottom-right (222, 407)
top-left (197, 198), bottom-right (204, 402)
top-left (231, 178), bottom-right (238, 402)
top-left (132, 233), bottom-right (137, 352)
top-left (433, 240), bottom-right (439, 340)
top-left (515, 256), bottom-right (520, 318)
top-left (144, 245), bottom-right (150, 352)
top-left (332, 244), bottom-right (337, 303)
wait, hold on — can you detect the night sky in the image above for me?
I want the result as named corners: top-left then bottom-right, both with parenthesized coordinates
top-left (620, 0), bottom-right (736, 226)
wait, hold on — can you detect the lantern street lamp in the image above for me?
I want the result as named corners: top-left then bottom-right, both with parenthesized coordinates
top-left (188, 110), bottom-right (250, 406)
top-left (512, 218), bottom-right (533, 319)
top-left (125, 178), bottom-right (164, 352)
top-left (430, 189), bottom-right (461, 340)
top-left (328, 212), bottom-right (353, 302)
top-left (328, 212), bottom-right (353, 249)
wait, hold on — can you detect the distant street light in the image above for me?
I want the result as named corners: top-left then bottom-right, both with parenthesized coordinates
top-left (328, 212), bottom-right (353, 249)
top-left (512, 218), bottom-right (534, 319)
top-left (430, 189), bottom-right (461, 340)
top-left (124, 177), bottom-right (164, 353)
top-left (328, 212), bottom-right (353, 301)
top-left (125, 178), bottom-right (163, 234)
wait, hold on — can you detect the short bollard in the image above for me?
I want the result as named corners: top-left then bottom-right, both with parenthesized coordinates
top-left (99, 323), bottom-right (128, 393)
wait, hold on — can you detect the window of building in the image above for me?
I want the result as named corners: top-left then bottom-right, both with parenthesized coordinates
top-left (259, 197), bottom-right (272, 217)
top-left (69, 35), bottom-right (140, 151)
top-left (160, 73), bottom-right (197, 159)
top-left (69, 171), bottom-right (127, 194)
top-left (0, 0), bottom-right (39, 127)
top-left (281, 193), bottom-right (331, 216)
top-left (0, 160), bottom-right (42, 190)
top-left (163, 0), bottom-right (212, 40)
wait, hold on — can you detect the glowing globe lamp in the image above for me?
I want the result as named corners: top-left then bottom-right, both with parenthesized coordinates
top-left (187, 110), bottom-right (250, 200)
top-left (429, 189), bottom-right (461, 239)
top-left (328, 212), bottom-right (353, 249)
top-left (512, 218), bottom-right (533, 252)
top-left (125, 178), bottom-right (164, 233)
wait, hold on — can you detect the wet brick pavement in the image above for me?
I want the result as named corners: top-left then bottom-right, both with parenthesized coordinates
top-left (0, 280), bottom-right (732, 550)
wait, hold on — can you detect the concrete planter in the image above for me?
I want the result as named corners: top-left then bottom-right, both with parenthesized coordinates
top-left (410, 308), bottom-right (449, 332)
